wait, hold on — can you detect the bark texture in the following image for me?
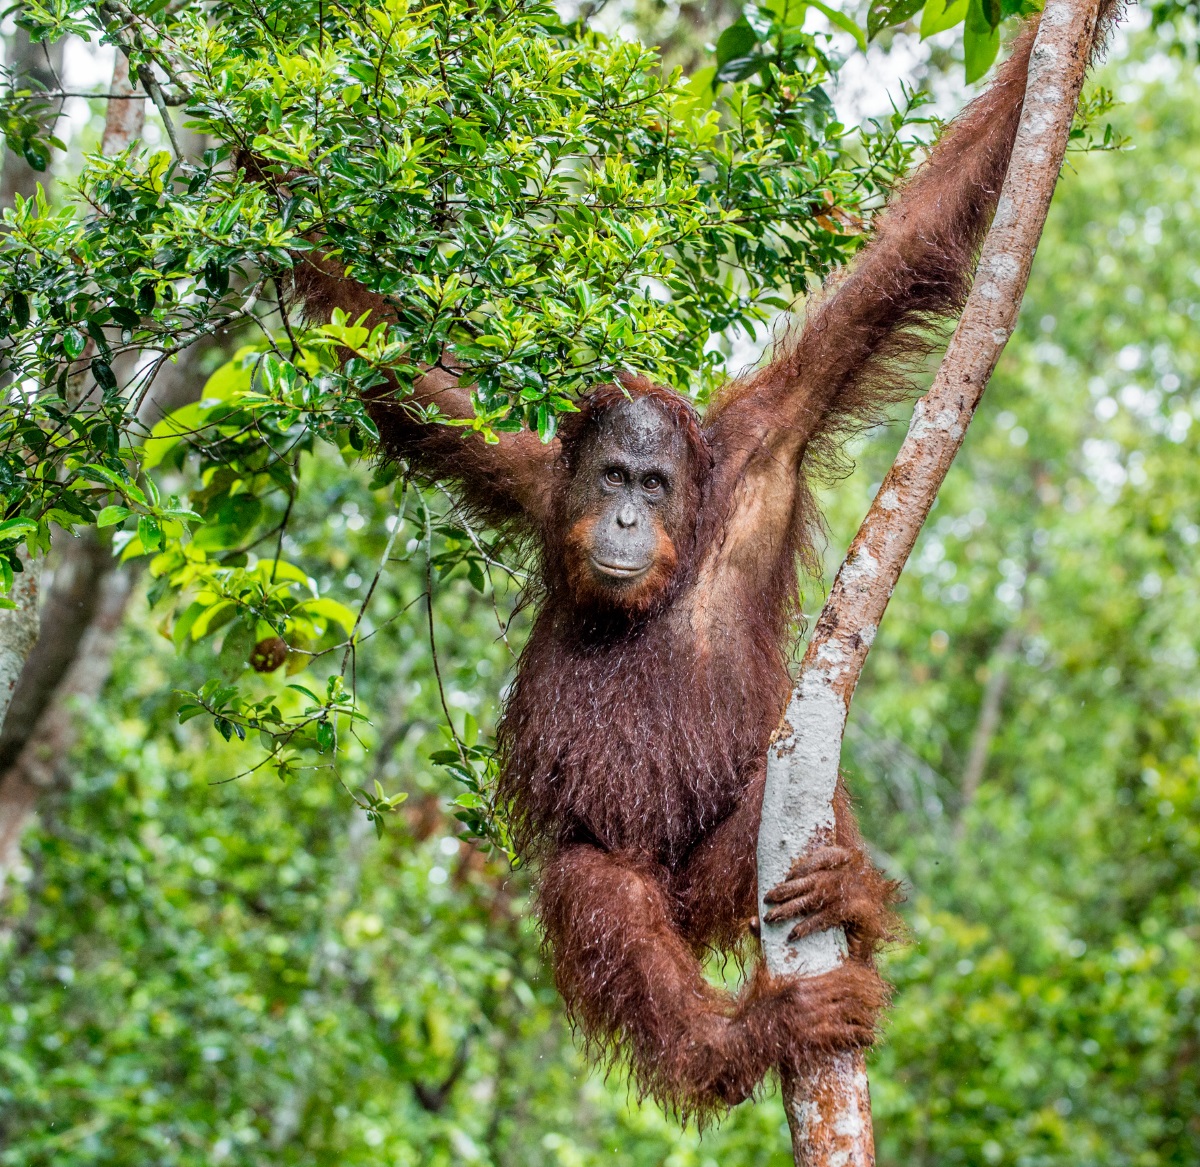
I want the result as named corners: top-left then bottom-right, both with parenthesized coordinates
top-left (757, 1), bottom-right (1115, 1161)
top-left (101, 51), bottom-right (146, 155)
top-left (0, 555), bottom-right (39, 728)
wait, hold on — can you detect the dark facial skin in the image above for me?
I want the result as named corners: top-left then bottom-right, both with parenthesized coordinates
top-left (565, 397), bottom-right (695, 604)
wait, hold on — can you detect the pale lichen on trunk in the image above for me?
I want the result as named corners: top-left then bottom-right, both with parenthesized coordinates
top-left (0, 556), bottom-right (39, 727)
top-left (757, 0), bottom-right (1114, 1160)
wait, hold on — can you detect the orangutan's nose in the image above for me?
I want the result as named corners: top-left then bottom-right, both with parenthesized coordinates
top-left (616, 505), bottom-right (638, 529)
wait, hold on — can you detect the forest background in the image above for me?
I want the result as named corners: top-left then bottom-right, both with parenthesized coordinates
top-left (2, 0), bottom-right (1200, 1164)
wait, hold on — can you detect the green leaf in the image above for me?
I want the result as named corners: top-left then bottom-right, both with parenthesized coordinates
top-left (807, 0), bottom-right (868, 49)
top-left (0, 519), bottom-right (36, 541)
top-left (714, 18), bottom-right (758, 67)
top-left (255, 559), bottom-right (312, 588)
top-left (214, 716), bottom-right (237, 741)
top-left (297, 597), bottom-right (358, 634)
top-left (96, 505), bottom-right (131, 528)
top-left (192, 496), bottom-right (263, 551)
top-left (142, 401), bottom-right (211, 470)
top-left (190, 599), bottom-right (236, 640)
top-left (173, 601), bottom-right (207, 647)
top-left (91, 359), bottom-right (117, 392)
top-left (137, 515), bottom-right (163, 553)
top-left (963, 0), bottom-right (1001, 82)
top-left (683, 64), bottom-right (718, 101)
top-left (22, 140), bottom-right (48, 171)
top-left (79, 464), bottom-right (145, 503)
top-left (286, 684), bottom-right (322, 704)
top-left (62, 327), bottom-right (88, 359)
top-left (920, 0), bottom-right (968, 37)
top-left (316, 719), bottom-right (334, 752)
top-left (867, 0), bottom-right (923, 39)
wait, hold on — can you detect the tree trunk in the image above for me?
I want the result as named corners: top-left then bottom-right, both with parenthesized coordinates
top-left (756, 0), bottom-right (1114, 1160)
top-left (0, 530), bottom-right (116, 775)
top-left (101, 50), bottom-right (146, 155)
top-left (0, 333), bottom-right (211, 888)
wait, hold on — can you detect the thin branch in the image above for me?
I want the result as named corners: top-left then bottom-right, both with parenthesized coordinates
top-left (756, 1), bottom-right (1115, 1163)
top-left (339, 500), bottom-right (404, 677)
top-left (40, 90), bottom-right (163, 101)
top-left (99, 0), bottom-right (196, 98)
top-left (137, 65), bottom-right (181, 157)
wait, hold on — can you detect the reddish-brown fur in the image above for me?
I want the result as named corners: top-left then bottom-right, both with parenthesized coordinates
top-left (282, 20), bottom-right (1114, 1120)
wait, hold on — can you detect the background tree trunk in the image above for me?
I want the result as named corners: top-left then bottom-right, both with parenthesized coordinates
top-left (756, 0), bottom-right (1114, 1160)
top-left (0, 554), bottom-right (40, 728)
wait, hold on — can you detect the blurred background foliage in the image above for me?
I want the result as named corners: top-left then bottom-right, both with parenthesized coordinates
top-left (2, 4), bottom-right (1200, 1167)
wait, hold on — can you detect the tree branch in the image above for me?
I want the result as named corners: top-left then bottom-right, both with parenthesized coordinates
top-left (755, 1), bottom-right (1116, 1161)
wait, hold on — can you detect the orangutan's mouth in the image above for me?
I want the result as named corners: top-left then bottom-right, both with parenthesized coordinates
top-left (590, 557), bottom-right (651, 580)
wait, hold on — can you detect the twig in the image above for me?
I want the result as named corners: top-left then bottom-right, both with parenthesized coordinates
top-left (137, 65), bottom-right (181, 157)
top-left (339, 498), bottom-right (404, 677)
top-left (756, 1), bottom-right (1114, 1163)
top-left (41, 90), bottom-right (163, 101)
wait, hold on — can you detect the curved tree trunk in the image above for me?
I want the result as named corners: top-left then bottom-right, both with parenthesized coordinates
top-left (756, 0), bottom-right (1117, 1160)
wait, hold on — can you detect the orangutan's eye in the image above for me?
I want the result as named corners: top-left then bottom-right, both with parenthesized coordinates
top-left (642, 474), bottom-right (662, 492)
top-left (605, 468), bottom-right (624, 486)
